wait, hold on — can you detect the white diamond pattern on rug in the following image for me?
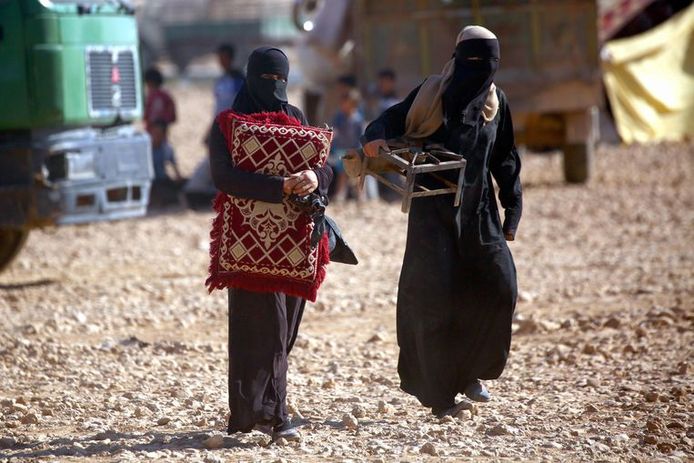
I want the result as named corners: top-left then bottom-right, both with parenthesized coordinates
top-left (230, 242), bottom-right (248, 260)
top-left (299, 142), bottom-right (317, 161)
top-left (286, 247), bottom-right (305, 266)
top-left (242, 136), bottom-right (262, 156)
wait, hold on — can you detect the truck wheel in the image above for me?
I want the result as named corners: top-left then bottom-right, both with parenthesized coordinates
top-left (562, 143), bottom-right (593, 183)
top-left (562, 107), bottom-right (598, 184)
top-left (0, 228), bottom-right (29, 273)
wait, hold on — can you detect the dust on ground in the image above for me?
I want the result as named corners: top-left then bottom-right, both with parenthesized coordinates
top-left (0, 82), bottom-right (692, 462)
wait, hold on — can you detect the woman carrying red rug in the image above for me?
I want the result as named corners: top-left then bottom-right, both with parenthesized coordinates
top-left (208, 47), bottom-right (333, 441)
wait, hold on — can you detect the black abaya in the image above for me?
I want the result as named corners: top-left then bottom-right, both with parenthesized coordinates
top-left (210, 112), bottom-right (332, 432)
top-left (227, 289), bottom-right (305, 431)
top-left (209, 47), bottom-right (333, 433)
top-left (363, 86), bottom-right (521, 409)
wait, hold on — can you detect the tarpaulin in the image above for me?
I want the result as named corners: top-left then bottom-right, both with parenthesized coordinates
top-left (602, 4), bottom-right (694, 144)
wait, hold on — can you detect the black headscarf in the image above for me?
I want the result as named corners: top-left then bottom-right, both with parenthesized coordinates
top-left (443, 38), bottom-right (500, 128)
top-left (232, 47), bottom-right (289, 114)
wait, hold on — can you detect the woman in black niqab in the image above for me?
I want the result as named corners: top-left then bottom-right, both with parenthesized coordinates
top-left (232, 47), bottom-right (291, 114)
top-left (362, 26), bottom-right (522, 418)
top-left (208, 46), bottom-right (333, 440)
top-left (443, 37), bottom-right (499, 131)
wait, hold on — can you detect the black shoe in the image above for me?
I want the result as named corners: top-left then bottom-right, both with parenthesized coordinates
top-left (272, 423), bottom-right (301, 442)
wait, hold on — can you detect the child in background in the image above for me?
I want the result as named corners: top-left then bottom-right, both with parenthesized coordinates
top-left (144, 68), bottom-right (180, 183)
top-left (330, 89), bottom-right (378, 202)
top-left (329, 89), bottom-right (362, 201)
top-left (375, 68), bottom-right (399, 116)
top-left (149, 120), bottom-right (182, 182)
top-left (144, 67), bottom-right (176, 131)
top-left (336, 74), bottom-right (358, 100)
top-left (372, 68), bottom-right (403, 203)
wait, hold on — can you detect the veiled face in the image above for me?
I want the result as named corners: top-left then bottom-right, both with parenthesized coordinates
top-left (443, 37), bottom-right (500, 123)
top-left (246, 48), bottom-right (290, 110)
top-left (260, 73), bottom-right (287, 83)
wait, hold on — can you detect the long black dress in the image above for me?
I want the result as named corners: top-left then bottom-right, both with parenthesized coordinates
top-left (363, 86), bottom-right (522, 409)
top-left (209, 105), bottom-right (333, 432)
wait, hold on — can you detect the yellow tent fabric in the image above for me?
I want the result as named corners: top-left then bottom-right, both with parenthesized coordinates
top-left (602, 4), bottom-right (694, 144)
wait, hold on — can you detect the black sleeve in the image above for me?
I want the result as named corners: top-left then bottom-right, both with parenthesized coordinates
top-left (362, 85), bottom-right (421, 143)
top-left (288, 105), bottom-right (309, 126)
top-left (289, 105), bottom-right (334, 196)
top-left (208, 123), bottom-right (285, 203)
top-left (490, 91), bottom-right (523, 237)
top-left (314, 164), bottom-right (333, 196)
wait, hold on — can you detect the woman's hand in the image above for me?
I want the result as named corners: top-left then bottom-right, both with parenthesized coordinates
top-left (284, 170), bottom-right (319, 196)
top-left (283, 176), bottom-right (301, 195)
top-left (363, 139), bottom-right (390, 158)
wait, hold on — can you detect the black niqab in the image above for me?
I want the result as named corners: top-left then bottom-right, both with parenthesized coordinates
top-left (361, 37), bottom-right (522, 410)
top-left (443, 38), bottom-right (500, 128)
top-left (233, 47), bottom-right (289, 114)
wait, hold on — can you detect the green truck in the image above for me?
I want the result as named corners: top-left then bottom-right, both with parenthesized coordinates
top-left (0, 0), bottom-right (152, 271)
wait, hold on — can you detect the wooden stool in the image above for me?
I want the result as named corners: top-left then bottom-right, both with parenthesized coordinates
top-left (344, 144), bottom-right (467, 213)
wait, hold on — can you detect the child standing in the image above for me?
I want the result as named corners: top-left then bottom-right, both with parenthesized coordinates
top-left (330, 89), bottom-right (378, 201)
top-left (144, 67), bottom-right (176, 133)
top-left (149, 120), bottom-right (182, 182)
top-left (144, 68), bottom-right (180, 182)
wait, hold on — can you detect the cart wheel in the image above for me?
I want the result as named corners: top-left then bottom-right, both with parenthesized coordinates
top-left (563, 143), bottom-right (593, 183)
top-left (0, 228), bottom-right (29, 273)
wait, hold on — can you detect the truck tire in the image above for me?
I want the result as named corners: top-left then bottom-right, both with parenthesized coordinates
top-left (562, 143), bottom-right (593, 184)
top-left (0, 228), bottom-right (29, 273)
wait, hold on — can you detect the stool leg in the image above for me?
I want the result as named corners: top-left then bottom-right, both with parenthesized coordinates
top-left (454, 164), bottom-right (466, 207)
top-left (402, 167), bottom-right (416, 213)
top-left (358, 155), bottom-right (368, 191)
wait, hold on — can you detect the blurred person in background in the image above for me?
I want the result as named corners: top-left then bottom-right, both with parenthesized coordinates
top-left (362, 26), bottom-right (522, 418)
top-left (335, 74), bottom-right (358, 100)
top-left (331, 75), bottom-right (379, 200)
top-left (144, 67), bottom-right (177, 132)
top-left (335, 74), bottom-right (370, 122)
top-left (370, 68), bottom-right (403, 203)
top-left (209, 47), bottom-right (333, 442)
top-left (144, 68), bottom-right (181, 206)
top-left (329, 88), bottom-right (366, 202)
top-left (184, 43), bottom-right (246, 210)
top-left (374, 68), bottom-right (399, 116)
top-left (212, 43), bottom-right (246, 118)
top-left (149, 120), bottom-right (182, 182)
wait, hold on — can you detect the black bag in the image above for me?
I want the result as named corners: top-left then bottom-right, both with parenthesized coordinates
top-left (289, 194), bottom-right (358, 265)
top-left (322, 215), bottom-right (359, 265)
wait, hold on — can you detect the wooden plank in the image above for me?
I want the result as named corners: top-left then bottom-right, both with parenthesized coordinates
top-left (411, 188), bottom-right (457, 198)
top-left (410, 161), bottom-right (467, 174)
top-left (369, 173), bottom-right (405, 194)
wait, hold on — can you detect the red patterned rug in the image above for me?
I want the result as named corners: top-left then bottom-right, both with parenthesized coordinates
top-left (205, 111), bottom-right (333, 302)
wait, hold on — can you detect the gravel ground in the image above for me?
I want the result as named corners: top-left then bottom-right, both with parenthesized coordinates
top-left (1, 83), bottom-right (692, 462)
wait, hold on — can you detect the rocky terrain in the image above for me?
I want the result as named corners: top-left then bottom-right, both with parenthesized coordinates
top-left (0, 82), bottom-right (692, 462)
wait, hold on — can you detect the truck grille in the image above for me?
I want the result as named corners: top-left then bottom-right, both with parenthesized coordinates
top-left (87, 49), bottom-right (138, 117)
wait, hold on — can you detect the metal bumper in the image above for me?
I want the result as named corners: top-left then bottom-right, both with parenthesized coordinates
top-left (42, 126), bottom-right (153, 225)
top-left (0, 125), bottom-right (153, 228)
